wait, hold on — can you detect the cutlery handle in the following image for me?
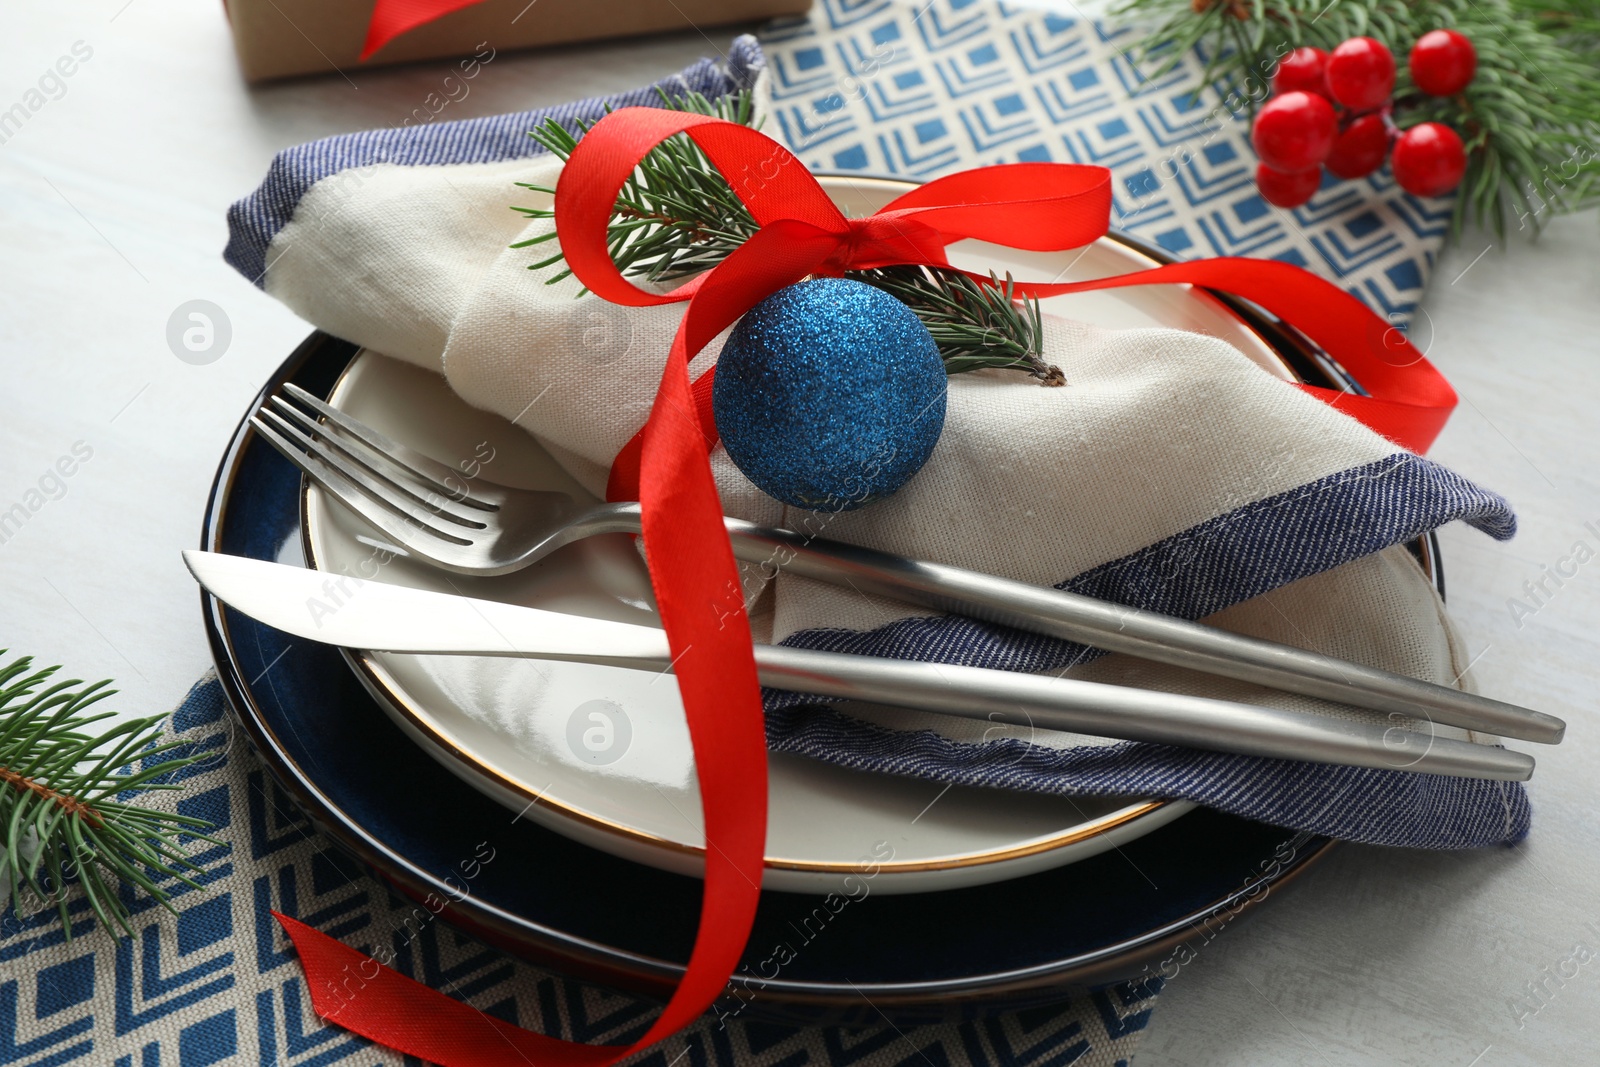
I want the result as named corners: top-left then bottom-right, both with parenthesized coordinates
top-left (716, 519), bottom-right (1564, 745)
top-left (748, 644), bottom-right (1533, 782)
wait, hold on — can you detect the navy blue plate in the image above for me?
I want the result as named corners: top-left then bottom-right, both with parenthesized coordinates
top-left (202, 275), bottom-right (1363, 1022)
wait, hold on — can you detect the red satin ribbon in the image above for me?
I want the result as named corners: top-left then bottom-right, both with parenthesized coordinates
top-left (361, 0), bottom-right (485, 60)
top-left (274, 108), bottom-right (1456, 1064)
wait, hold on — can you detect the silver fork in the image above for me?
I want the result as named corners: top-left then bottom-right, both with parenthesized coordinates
top-left (251, 381), bottom-right (1566, 746)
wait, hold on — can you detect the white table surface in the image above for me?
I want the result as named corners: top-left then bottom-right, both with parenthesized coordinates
top-left (2, 3), bottom-right (1597, 1064)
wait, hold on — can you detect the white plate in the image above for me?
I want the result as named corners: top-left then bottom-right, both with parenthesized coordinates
top-left (302, 175), bottom-right (1297, 894)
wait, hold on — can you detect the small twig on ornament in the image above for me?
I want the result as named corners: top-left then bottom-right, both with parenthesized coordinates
top-left (853, 267), bottom-right (1059, 384)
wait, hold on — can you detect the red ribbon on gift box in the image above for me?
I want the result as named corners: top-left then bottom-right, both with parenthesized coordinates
top-left (361, 0), bottom-right (478, 59)
top-left (274, 107), bottom-right (1456, 1065)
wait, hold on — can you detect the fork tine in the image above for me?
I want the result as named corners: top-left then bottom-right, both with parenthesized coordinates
top-left (252, 410), bottom-right (477, 548)
top-left (271, 399), bottom-right (499, 519)
top-left (264, 398), bottom-right (490, 530)
top-left (249, 415), bottom-right (468, 555)
top-left (281, 383), bottom-right (498, 511)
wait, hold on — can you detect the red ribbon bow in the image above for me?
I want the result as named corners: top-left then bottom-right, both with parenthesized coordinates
top-left (275, 107), bottom-right (1456, 1065)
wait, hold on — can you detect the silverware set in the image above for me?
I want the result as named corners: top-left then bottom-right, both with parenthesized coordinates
top-left (185, 382), bottom-right (1566, 782)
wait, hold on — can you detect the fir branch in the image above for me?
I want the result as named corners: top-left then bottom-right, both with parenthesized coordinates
top-left (0, 653), bottom-right (218, 940)
top-left (511, 88), bottom-right (760, 287)
top-left (1110, 0), bottom-right (1600, 238)
top-left (853, 266), bottom-right (1062, 383)
top-left (510, 89), bottom-right (1056, 380)
top-left (1513, 0), bottom-right (1600, 60)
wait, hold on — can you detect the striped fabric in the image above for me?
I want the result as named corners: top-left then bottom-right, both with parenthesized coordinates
top-left (767, 457), bottom-right (1523, 849)
top-left (776, 455), bottom-right (1514, 674)
top-left (766, 705), bottom-right (1530, 849)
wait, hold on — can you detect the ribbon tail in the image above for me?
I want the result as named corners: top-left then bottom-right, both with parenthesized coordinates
top-left (274, 911), bottom-right (617, 1066)
top-left (271, 320), bottom-right (771, 1054)
top-left (1003, 258), bottom-right (1457, 455)
top-left (629, 326), bottom-right (770, 1038)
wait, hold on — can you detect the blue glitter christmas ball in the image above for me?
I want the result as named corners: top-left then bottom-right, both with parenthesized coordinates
top-left (713, 278), bottom-right (947, 512)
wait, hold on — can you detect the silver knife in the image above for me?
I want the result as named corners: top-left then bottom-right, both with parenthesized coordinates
top-left (184, 550), bottom-right (1534, 782)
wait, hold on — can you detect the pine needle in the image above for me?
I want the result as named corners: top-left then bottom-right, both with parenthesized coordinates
top-left (0, 653), bottom-right (219, 940)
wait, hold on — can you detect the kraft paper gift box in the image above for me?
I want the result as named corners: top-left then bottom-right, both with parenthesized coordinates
top-left (225, 0), bottom-right (812, 82)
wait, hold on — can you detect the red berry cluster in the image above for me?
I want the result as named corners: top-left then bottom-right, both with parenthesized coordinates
top-left (1250, 30), bottom-right (1478, 208)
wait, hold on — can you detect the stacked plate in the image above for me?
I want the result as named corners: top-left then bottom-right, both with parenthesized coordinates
top-left (200, 177), bottom-right (1407, 1021)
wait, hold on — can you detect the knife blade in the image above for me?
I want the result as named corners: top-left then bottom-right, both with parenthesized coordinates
top-left (185, 550), bottom-right (1534, 781)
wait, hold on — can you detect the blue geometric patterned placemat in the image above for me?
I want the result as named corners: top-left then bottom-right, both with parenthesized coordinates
top-left (1, 675), bottom-right (1161, 1066)
top-left (759, 0), bottom-right (1447, 325)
